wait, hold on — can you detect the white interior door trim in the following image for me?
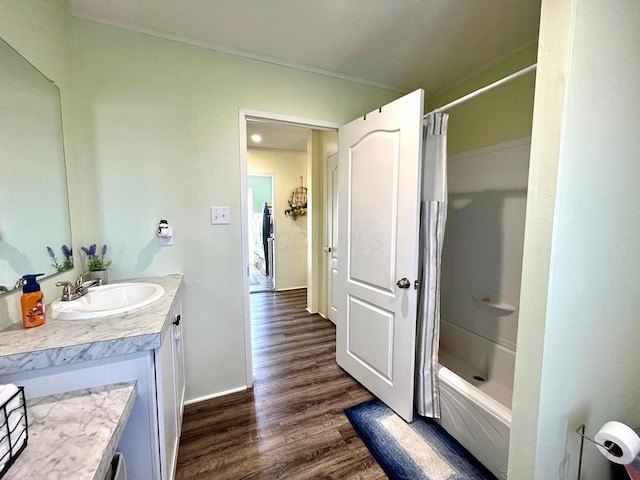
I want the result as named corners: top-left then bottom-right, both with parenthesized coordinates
top-left (326, 153), bottom-right (338, 324)
top-left (239, 109), bottom-right (340, 387)
top-left (241, 109), bottom-right (341, 131)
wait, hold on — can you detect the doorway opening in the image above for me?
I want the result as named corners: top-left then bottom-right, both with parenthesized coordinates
top-left (239, 110), bottom-right (339, 386)
top-left (247, 173), bottom-right (274, 293)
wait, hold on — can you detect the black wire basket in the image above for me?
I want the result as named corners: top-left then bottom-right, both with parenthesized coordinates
top-left (0, 387), bottom-right (28, 478)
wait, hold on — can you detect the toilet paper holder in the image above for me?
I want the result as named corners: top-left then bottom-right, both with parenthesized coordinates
top-left (575, 424), bottom-right (640, 480)
top-left (576, 424), bottom-right (620, 455)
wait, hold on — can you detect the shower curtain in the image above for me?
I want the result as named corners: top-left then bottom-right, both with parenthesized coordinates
top-left (415, 111), bottom-right (449, 418)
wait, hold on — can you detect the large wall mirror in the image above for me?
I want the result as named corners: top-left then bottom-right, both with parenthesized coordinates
top-left (0, 37), bottom-right (73, 291)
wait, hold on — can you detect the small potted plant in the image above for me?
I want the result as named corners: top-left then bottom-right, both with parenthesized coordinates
top-left (81, 244), bottom-right (112, 284)
top-left (47, 245), bottom-right (74, 272)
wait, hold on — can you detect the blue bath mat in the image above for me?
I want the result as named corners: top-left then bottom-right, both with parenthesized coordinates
top-left (345, 399), bottom-right (496, 480)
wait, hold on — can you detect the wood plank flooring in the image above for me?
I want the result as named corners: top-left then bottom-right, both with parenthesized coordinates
top-left (175, 289), bottom-right (386, 479)
top-left (250, 263), bottom-right (272, 293)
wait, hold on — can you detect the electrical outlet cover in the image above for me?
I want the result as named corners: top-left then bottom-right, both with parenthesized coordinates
top-left (160, 236), bottom-right (173, 246)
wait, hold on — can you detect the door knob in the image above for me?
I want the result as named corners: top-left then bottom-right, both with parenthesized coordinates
top-left (323, 246), bottom-right (332, 253)
top-left (397, 278), bottom-right (411, 289)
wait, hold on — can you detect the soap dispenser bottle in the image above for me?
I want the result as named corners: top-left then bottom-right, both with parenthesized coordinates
top-left (21, 273), bottom-right (46, 328)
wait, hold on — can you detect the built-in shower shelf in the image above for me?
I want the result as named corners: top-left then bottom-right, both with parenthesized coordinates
top-left (472, 296), bottom-right (516, 316)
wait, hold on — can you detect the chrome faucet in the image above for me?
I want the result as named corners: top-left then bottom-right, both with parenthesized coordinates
top-left (56, 273), bottom-right (102, 301)
top-left (75, 272), bottom-right (86, 288)
top-left (75, 272), bottom-right (102, 290)
top-left (56, 281), bottom-right (75, 301)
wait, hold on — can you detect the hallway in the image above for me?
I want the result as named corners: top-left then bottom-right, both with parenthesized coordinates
top-left (175, 289), bottom-right (385, 479)
top-left (249, 263), bottom-right (271, 293)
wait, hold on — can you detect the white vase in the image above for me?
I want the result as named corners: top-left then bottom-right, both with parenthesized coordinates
top-left (87, 269), bottom-right (108, 285)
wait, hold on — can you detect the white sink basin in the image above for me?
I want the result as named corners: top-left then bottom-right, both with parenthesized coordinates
top-left (50, 283), bottom-right (165, 320)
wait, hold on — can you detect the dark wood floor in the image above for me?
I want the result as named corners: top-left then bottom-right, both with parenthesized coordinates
top-left (175, 289), bottom-right (386, 479)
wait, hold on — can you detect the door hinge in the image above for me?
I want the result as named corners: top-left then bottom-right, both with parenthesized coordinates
top-left (414, 280), bottom-right (419, 290)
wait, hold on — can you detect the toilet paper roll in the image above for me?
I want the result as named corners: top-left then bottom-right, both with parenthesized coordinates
top-left (594, 421), bottom-right (640, 465)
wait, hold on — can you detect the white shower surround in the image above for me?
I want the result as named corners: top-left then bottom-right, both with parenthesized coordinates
top-left (435, 138), bottom-right (530, 479)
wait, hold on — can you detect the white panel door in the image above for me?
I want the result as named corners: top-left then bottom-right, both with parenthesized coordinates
top-left (336, 89), bottom-right (424, 421)
top-left (326, 153), bottom-right (338, 324)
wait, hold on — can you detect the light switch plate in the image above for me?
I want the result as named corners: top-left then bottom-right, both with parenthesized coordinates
top-left (210, 206), bottom-right (230, 225)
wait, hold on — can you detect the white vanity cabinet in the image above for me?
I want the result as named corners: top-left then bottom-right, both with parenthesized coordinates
top-left (0, 275), bottom-right (185, 480)
top-left (156, 297), bottom-right (185, 480)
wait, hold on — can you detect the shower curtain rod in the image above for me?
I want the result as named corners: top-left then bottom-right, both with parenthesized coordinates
top-left (426, 63), bottom-right (537, 116)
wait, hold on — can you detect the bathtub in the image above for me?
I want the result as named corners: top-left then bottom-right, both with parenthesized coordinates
top-left (436, 319), bottom-right (515, 480)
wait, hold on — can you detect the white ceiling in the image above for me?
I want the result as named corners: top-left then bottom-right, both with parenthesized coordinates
top-left (247, 121), bottom-right (309, 152)
top-left (66, 1), bottom-right (540, 152)
top-left (67, 0), bottom-right (541, 95)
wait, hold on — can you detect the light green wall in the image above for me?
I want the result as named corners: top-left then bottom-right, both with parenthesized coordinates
top-left (427, 45), bottom-right (537, 155)
top-left (0, 0), bottom-right (87, 326)
top-left (247, 175), bottom-right (272, 215)
top-left (70, 18), bottom-right (400, 401)
top-left (512, 0), bottom-right (640, 478)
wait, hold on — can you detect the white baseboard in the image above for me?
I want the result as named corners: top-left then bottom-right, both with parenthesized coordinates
top-left (184, 385), bottom-right (247, 406)
top-left (276, 286), bottom-right (307, 292)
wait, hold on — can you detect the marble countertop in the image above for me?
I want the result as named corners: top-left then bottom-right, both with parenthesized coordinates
top-left (0, 274), bottom-right (183, 376)
top-left (4, 381), bottom-right (136, 480)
